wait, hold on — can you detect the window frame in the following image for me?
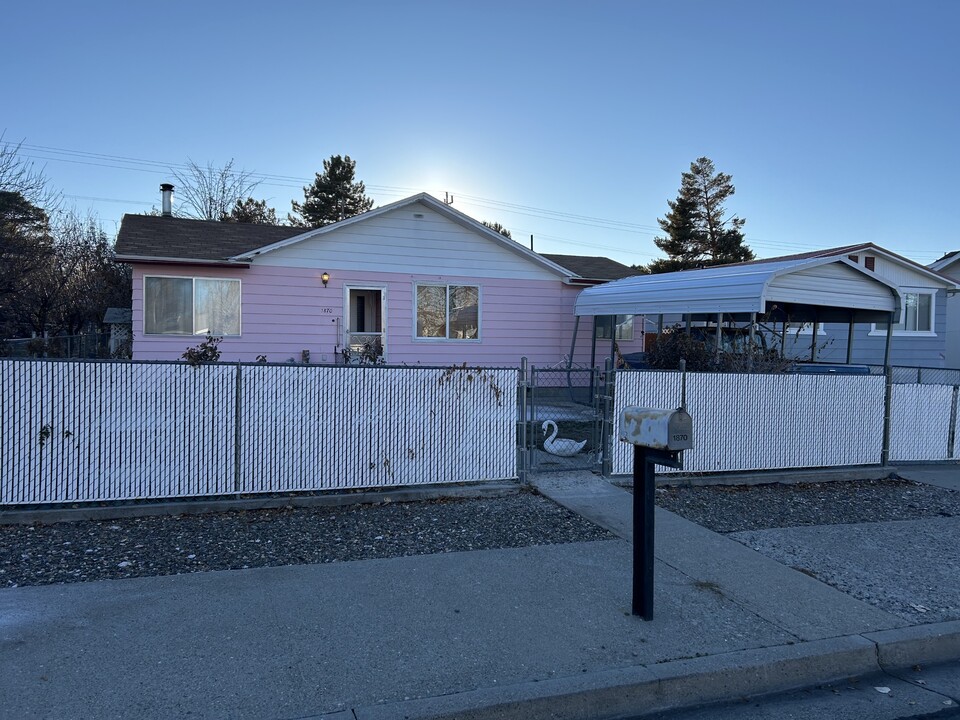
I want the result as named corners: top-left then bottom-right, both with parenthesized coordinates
top-left (143, 274), bottom-right (242, 337)
top-left (413, 283), bottom-right (481, 342)
top-left (595, 315), bottom-right (635, 341)
top-left (869, 288), bottom-right (936, 337)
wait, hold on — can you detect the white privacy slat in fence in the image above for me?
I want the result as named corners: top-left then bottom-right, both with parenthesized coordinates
top-left (1, 361), bottom-right (236, 503)
top-left (888, 384), bottom-right (955, 462)
top-left (237, 365), bottom-right (516, 492)
top-left (612, 371), bottom-right (887, 475)
top-left (2, 361), bottom-right (516, 505)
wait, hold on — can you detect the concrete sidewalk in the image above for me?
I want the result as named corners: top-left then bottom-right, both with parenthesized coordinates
top-left (2, 469), bottom-right (959, 719)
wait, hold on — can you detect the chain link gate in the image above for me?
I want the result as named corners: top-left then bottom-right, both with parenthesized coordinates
top-left (518, 361), bottom-right (610, 476)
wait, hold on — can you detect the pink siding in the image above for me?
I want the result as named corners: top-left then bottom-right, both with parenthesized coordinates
top-left (131, 265), bottom-right (644, 368)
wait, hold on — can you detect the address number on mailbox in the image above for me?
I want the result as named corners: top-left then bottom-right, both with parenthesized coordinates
top-left (619, 407), bottom-right (694, 452)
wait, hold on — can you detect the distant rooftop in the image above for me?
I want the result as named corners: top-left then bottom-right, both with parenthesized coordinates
top-left (540, 254), bottom-right (637, 281)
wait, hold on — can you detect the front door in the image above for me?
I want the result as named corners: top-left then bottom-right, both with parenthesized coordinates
top-left (345, 287), bottom-right (385, 362)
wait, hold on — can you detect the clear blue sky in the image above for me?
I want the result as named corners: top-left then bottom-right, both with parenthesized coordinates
top-left (3, 0), bottom-right (957, 266)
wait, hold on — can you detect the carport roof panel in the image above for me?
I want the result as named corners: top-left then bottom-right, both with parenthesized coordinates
top-left (574, 256), bottom-right (900, 317)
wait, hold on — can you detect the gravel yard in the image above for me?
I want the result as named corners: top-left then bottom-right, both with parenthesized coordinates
top-left (0, 491), bottom-right (612, 588)
top-left (5, 476), bottom-right (959, 593)
top-left (654, 478), bottom-right (960, 622)
top-left (653, 478), bottom-right (960, 533)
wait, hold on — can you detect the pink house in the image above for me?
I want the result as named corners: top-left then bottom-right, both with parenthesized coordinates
top-left (115, 192), bottom-right (641, 366)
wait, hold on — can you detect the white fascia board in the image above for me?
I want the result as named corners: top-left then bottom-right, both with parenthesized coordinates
top-left (114, 254), bottom-right (250, 268)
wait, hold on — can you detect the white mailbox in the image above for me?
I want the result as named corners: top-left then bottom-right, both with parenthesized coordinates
top-left (619, 407), bottom-right (693, 452)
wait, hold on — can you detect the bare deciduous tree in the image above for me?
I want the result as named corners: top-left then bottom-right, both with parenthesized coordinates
top-left (0, 132), bottom-right (62, 212)
top-left (170, 159), bottom-right (260, 221)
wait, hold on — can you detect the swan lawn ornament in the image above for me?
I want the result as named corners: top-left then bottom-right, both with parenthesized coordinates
top-left (542, 420), bottom-right (587, 457)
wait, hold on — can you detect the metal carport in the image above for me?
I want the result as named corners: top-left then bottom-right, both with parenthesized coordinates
top-left (572, 256), bottom-right (903, 367)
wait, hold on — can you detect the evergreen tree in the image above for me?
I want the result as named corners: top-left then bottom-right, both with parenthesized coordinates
top-left (289, 155), bottom-right (374, 227)
top-left (481, 220), bottom-right (512, 238)
top-left (649, 157), bottom-right (753, 273)
top-left (222, 197), bottom-right (279, 224)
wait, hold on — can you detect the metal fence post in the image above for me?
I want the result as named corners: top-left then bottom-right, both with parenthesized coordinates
top-left (881, 366), bottom-right (893, 466)
top-left (517, 357), bottom-right (529, 484)
top-left (601, 357), bottom-right (615, 477)
top-left (949, 385), bottom-right (959, 459)
top-left (234, 361), bottom-right (242, 493)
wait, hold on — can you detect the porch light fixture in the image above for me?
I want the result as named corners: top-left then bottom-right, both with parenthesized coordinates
top-left (321, 272), bottom-right (330, 287)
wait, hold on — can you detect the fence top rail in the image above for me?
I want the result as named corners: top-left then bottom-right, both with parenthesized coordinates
top-left (0, 357), bottom-right (521, 372)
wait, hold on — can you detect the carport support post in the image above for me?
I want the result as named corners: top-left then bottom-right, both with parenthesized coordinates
top-left (882, 310), bottom-right (894, 368)
top-left (810, 313), bottom-right (819, 362)
top-left (846, 312), bottom-right (855, 364)
top-left (632, 445), bottom-right (655, 620)
top-left (715, 313), bottom-right (723, 357)
top-left (609, 315), bottom-right (617, 368)
top-left (880, 309), bottom-right (896, 466)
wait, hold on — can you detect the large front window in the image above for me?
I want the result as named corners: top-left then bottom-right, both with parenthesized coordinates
top-left (144, 276), bottom-right (241, 336)
top-left (415, 284), bottom-right (479, 340)
top-left (874, 292), bottom-right (934, 334)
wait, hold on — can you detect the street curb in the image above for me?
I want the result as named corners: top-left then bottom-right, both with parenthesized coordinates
top-left (329, 624), bottom-right (960, 720)
top-left (866, 620), bottom-right (960, 670)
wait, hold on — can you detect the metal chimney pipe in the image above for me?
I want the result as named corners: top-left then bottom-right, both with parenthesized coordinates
top-left (160, 183), bottom-right (174, 217)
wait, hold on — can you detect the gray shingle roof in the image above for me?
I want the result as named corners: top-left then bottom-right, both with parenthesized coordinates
top-left (115, 214), bottom-right (305, 262)
top-left (103, 307), bottom-right (132, 324)
top-left (540, 254), bottom-right (637, 281)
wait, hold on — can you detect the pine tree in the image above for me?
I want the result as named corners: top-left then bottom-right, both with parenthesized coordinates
top-left (649, 157), bottom-right (753, 273)
top-left (222, 197), bottom-right (278, 224)
top-left (481, 220), bottom-right (512, 238)
top-left (289, 155), bottom-right (374, 228)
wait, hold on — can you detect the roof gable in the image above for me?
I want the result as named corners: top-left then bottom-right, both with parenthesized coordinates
top-left (242, 199), bottom-right (575, 281)
top-left (114, 193), bottom-right (573, 280)
top-left (233, 193), bottom-right (572, 279)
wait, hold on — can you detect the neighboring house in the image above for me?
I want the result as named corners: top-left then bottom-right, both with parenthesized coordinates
top-left (102, 307), bottom-right (132, 356)
top-left (114, 192), bottom-right (642, 366)
top-left (650, 244), bottom-right (956, 367)
top-left (929, 251), bottom-right (960, 367)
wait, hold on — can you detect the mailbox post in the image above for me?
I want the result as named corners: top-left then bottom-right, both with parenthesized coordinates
top-left (619, 407), bottom-right (693, 620)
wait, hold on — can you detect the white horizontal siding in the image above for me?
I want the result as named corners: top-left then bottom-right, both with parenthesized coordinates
top-left (252, 205), bottom-right (563, 281)
top-left (870, 255), bottom-right (952, 290)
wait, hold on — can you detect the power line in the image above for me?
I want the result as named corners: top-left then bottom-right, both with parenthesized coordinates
top-left (9, 141), bottom-right (948, 264)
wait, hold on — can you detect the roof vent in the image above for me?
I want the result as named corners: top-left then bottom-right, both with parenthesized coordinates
top-left (160, 183), bottom-right (175, 217)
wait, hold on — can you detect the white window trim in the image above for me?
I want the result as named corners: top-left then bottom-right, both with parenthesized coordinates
top-left (143, 275), bottom-right (242, 337)
top-left (869, 287), bottom-right (937, 337)
top-left (412, 282), bottom-right (482, 343)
